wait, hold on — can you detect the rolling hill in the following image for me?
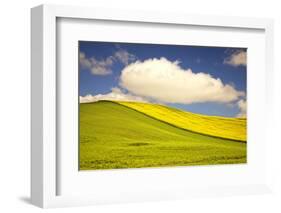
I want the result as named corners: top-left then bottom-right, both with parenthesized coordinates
top-left (117, 101), bottom-right (246, 142)
top-left (79, 101), bottom-right (246, 170)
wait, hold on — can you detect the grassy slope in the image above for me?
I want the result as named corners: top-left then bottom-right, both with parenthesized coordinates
top-left (80, 101), bottom-right (246, 170)
top-left (117, 101), bottom-right (247, 142)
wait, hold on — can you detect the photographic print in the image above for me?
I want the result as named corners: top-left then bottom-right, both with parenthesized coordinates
top-left (79, 41), bottom-right (247, 170)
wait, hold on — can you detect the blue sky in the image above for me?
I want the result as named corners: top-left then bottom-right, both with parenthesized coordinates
top-left (79, 41), bottom-right (247, 117)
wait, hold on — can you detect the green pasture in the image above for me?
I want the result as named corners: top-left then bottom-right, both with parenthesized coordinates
top-left (79, 101), bottom-right (246, 170)
top-left (118, 101), bottom-right (246, 141)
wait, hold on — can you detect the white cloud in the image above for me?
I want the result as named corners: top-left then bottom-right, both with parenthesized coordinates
top-left (224, 50), bottom-right (247, 67)
top-left (114, 49), bottom-right (136, 65)
top-left (80, 49), bottom-right (136, 75)
top-left (119, 57), bottom-right (245, 104)
top-left (79, 52), bottom-right (113, 75)
top-left (79, 52), bottom-right (91, 68)
top-left (236, 99), bottom-right (247, 118)
top-left (80, 87), bottom-right (147, 103)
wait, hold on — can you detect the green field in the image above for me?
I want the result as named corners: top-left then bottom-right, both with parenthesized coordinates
top-left (79, 101), bottom-right (247, 170)
top-left (118, 101), bottom-right (246, 141)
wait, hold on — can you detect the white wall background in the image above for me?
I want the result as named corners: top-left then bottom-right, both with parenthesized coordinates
top-left (0, 0), bottom-right (280, 212)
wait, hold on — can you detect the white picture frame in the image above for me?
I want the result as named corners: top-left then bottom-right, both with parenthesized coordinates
top-left (31, 4), bottom-right (274, 208)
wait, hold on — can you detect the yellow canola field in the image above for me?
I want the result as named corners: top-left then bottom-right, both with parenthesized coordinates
top-left (117, 101), bottom-right (247, 142)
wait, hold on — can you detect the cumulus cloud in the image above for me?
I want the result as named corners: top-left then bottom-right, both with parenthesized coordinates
top-left (224, 50), bottom-right (247, 67)
top-left (236, 99), bottom-right (247, 118)
top-left (79, 87), bottom-right (147, 103)
top-left (80, 49), bottom-right (136, 75)
top-left (119, 57), bottom-right (245, 104)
